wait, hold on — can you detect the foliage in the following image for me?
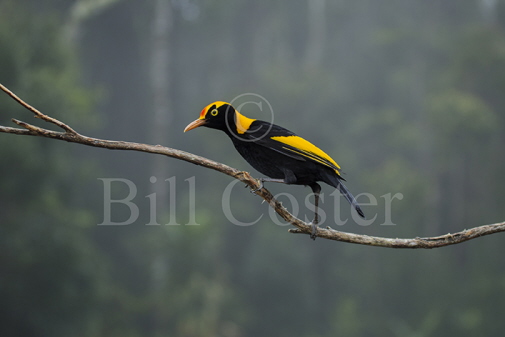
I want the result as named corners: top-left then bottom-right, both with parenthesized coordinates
top-left (0, 2), bottom-right (105, 337)
top-left (2, 0), bottom-right (505, 336)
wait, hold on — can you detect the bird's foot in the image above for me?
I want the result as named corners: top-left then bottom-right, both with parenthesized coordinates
top-left (251, 179), bottom-right (264, 193)
top-left (309, 222), bottom-right (318, 240)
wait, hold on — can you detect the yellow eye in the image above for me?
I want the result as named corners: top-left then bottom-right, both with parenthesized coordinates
top-left (210, 109), bottom-right (219, 116)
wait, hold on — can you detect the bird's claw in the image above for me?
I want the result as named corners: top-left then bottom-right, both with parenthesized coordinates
top-left (309, 222), bottom-right (318, 240)
top-left (251, 179), bottom-right (264, 193)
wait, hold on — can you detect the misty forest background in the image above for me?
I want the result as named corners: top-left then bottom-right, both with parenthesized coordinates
top-left (2, 0), bottom-right (505, 336)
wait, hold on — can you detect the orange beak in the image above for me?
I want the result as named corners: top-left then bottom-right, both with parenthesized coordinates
top-left (184, 118), bottom-right (207, 132)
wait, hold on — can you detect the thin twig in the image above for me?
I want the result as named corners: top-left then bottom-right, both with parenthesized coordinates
top-left (1, 82), bottom-right (504, 248)
top-left (0, 83), bottom-right (77, 134)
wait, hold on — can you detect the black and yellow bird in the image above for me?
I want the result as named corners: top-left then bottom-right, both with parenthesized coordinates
top-left (184, 101), bottom-right (364, 238)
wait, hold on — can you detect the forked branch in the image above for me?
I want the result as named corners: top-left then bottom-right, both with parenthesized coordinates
top-left (1, 82), bottom-right (504, 248)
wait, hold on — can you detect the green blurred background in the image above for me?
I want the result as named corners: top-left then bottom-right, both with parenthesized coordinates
top-left (1, 0), bottom-right (505, 336)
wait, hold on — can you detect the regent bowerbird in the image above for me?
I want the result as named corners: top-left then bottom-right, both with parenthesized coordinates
top-left (184, 101), bottom-right (365, 239)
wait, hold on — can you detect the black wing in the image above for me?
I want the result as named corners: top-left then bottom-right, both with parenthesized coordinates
top-left (240, 120), bottom-right (341, 172)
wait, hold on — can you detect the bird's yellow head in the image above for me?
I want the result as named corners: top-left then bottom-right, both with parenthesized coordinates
top-left (184, 101), bottom-right (255, 135)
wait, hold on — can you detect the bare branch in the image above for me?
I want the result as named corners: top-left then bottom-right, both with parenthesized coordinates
top-left (1, 82), bottom-right (504, 248)
top-left (288, 221), bottom-right (505, 248)
top-left (0, 83), bottom-right (78, 134)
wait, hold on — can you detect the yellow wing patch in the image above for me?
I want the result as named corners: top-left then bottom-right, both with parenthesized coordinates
top-left (271, 135), bottom-right (341, 171)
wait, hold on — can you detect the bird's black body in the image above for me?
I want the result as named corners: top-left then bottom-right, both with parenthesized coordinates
top-left (231, 122), bottom-right (334, 185)
top-left (184, 101), bottom-right (364, 238)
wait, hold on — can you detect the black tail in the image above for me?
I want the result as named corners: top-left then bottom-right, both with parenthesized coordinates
top-left (327, 175), bottom-right (365, 218)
